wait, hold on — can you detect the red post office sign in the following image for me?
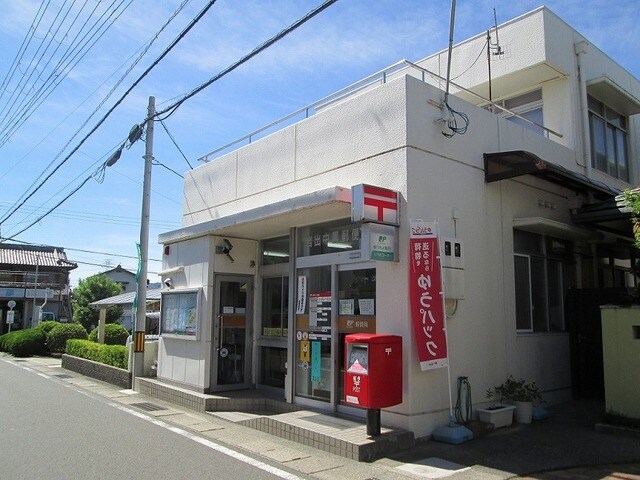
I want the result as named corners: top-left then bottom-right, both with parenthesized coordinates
top-left (409, 220), bottom-right (448, 370)
top-left (351, 184), bottom-right (400, 226)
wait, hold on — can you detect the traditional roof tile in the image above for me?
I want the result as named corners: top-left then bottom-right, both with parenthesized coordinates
top-left (0, 243), bottom-right (77, 269)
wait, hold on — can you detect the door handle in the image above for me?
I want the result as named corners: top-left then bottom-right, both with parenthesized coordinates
top-left (218, 314), bottom-right (224, 351)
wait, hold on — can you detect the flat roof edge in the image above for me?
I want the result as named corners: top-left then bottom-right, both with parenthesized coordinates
top-left (159, 186), bottom-right (351, 245)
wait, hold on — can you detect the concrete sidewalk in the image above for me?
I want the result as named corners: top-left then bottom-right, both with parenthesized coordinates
top-left (5, 353), bottom-right (640, 480)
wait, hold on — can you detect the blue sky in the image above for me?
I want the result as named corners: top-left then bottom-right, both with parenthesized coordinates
top-left (0, 0), bottom-right (638, 285)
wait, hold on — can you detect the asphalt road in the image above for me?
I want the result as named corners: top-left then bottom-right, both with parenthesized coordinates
top-left (0, 359), bottom-right (305, 480)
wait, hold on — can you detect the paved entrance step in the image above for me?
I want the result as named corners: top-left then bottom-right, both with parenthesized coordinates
top-left (136, 377), bottom-right (414, 461)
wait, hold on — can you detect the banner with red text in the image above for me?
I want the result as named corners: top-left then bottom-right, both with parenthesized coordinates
top-left (409, 220), bottom-right (448, 370)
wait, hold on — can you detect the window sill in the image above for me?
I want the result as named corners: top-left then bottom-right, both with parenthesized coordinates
top-left (516, 331), bottom-right (569, 337)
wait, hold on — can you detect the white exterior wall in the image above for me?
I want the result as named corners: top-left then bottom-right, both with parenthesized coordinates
top-left (158, 7), bottom-right (640, 436)
top-left (158, 234), bottom-right (258, 391)
top-left (158, 236), bottom-right (212, 389)
top-left (417, 7), bottom-right (640, 188)
top-left (182, 76), bottom-right (408, 227)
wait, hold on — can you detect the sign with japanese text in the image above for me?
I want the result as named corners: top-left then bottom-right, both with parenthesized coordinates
top-left (351, 184), bottom-right (400, 226)
top-left (309, 292), bottom-right (331, 330)
top-left (361, 222), bottom-right (399, 262)
top-left (409, 220), bottom-right (448, 370)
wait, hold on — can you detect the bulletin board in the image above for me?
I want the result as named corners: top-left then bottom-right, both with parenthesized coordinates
top-left (160, 289), bottom-right (200, 340)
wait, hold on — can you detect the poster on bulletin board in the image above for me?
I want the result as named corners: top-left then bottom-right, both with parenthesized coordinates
top-left (311, 341), bottom-right (321, 382)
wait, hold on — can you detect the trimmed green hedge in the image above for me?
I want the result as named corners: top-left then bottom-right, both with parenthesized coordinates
top-left (47, 323), bottom-right (88, 353)
top-left (0, 328), bottom-right (47, 357)
top-left (38, 321), bottom-right (60, 334)
top-left (66, 339), bottom-right (128, 369)
top-left (89, 323), bottom-right (129, 345)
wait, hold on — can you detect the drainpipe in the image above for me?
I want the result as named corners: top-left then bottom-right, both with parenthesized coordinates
top-left (575, 41), bottom-right (591, 178)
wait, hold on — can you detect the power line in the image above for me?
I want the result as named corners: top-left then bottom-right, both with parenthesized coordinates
top-left (0, 201), bottom-right (180, 230)
top-left (0, 0), bottom-right (135, 147)
top-left (72, 258), bottom-right (159, 275)
top-left (155, 0), bottom-right (340, 121)
top-left (0, 237), bottom-right (162, 262)
top-left (0, 1), bottom-right (51, 100)
top-left (0, 0), bottom-right (191, 206)
top-left (0, 0), bottom-right (340, 240)
top-left (159, 119), bottom-right (193, 169)
top-left (0, 0), bottom-right (219, 227)
top-left (153, 159), bottom-right (184, 179)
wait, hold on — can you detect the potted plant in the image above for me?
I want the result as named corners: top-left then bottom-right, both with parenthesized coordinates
top-left (476, 388), bottom-right (516, 428)
top-left (495, 375), bottom-right (543, 424)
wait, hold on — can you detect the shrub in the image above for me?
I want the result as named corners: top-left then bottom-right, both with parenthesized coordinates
top-left (46, 323), bottom-right (88, 353)
top-left (38, 321), bottom-right (60, 334)
top-left (1, 329), bottom-right (46, 357)
top-left (0, 332), bottom-right (10, 351)
top-left (89, 323), bottom-right (129, 345)
top-left (66, 339), bottom-right (128, 369)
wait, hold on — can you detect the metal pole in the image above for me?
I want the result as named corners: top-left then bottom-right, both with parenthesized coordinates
top-left (31, 255), bottom-right (39, 328)
top-left (443, 0), bottom-right (457, 105)
top-left (132, 96), bottom-right (155, 384)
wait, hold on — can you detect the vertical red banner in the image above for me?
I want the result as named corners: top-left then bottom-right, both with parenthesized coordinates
top-left (409, 220), bottom-right (448, 370)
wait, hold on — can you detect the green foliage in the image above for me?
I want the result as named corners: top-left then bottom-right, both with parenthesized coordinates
top-left (0, 329), bottom-right (46, 357)
top-left (66, 339), bottom-right (128, 369)
top-left (89, 323), bottom-right (129, 345)
top-left (623, 189), bottom-right (640, 250)
top-left (493, 375), bottom-right (543, 403)
top-left (38, 321), bottom-right (60, 334)
top-left (72, 274), bottom-right (124, 331)
top-left (46, 323), bottom-right (88, 353)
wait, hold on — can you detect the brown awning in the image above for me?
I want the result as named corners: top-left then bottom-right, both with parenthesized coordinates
top-left (484, 150), bottom-right (620, 201)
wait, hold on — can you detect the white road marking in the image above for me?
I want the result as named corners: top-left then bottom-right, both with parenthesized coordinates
top-left (109, 402), bottom-right (305, 480)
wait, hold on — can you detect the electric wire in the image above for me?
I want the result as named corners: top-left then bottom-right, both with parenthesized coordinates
top-left (0, 0), bottom-right (108, 131)
top-left (0, 0), bottom-right (191, 196)
top-left (1, 237), bottom-right (162, 263)
top-left (1, 137), bottom-right (127, 239)
top-left (0, 0), bottom-right (78, 129)
top-left (154, 0), bottom-right (340, 121)
top-left (71, 258), bottom-right (158, 274)
top-left (1, 0), bottom-right (338, 240)
top-left (159, 119), bottom-right (194, 169)
top-left (451, 39), bottom-right (488, 81)
top-left (442, 102), bottom-right (470, 138)
top-left (0, 0), bottom-right (219, 228)
top-left (0, 0), bottom-right (135, 147)
top-left (0, 1), bottom-right (51, 100)
top-left (0, 0), bottom-right (131, 143)
top-left (152, 160), bottom-right (184, 179)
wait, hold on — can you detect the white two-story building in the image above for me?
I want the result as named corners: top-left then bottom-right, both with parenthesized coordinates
top-left (155, 7), bottom-right (640, 438)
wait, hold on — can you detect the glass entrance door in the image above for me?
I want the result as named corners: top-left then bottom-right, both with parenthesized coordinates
top-left (212, 277), bottom-right (252, 390)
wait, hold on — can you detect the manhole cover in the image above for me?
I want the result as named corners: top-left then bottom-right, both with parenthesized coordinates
top-left (131, 402), bottom-right (166, 412)
top-left (54, 374), bottom-right (72, 379)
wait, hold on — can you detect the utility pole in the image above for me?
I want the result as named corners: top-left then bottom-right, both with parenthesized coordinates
top-left (31, 254), bottom-right (40, 328)
top-left (132, 96), bottom-right (155, 383)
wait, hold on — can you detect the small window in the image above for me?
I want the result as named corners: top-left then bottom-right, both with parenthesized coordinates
top-left (261, 236), bottom-right (290, 265)
top-left (499, 89), bottom-right (545, 136)
top-left (514, 231), bottom-right (574, 333)
top-left (588, 95), bottom-right (629, 181)
top-left (297, 219), bottom-right (361, 257)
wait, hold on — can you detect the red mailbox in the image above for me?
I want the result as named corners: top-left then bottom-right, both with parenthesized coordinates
top-left (344, 333), bottom-right (402, 409)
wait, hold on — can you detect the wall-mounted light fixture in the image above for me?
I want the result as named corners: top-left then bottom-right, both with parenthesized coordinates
top-left (215, 238), bottom-right (235, 263)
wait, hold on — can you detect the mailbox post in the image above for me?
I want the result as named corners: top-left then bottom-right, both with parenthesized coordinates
top-left (344, 333), bottom-right (402, 436)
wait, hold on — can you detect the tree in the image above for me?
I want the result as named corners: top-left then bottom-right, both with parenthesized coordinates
top-left (72, 274), bottom-right (124, 332)
top-left (623, 189), bottom-right (640, 249)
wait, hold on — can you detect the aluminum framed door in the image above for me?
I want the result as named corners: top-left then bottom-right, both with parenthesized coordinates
top-left (211, 276), bottom-right (253, 391)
